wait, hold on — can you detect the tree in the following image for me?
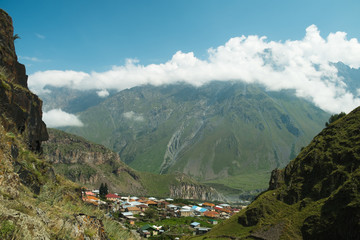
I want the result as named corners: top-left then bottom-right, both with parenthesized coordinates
top-left (325, 112), bottom-right (346, 127)
top-left (144, 207), bottom-right (158, 221)
top-left (99, 183), bottom-right (108, 200)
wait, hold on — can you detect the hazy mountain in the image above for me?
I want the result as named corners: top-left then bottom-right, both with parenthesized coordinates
top-left (58, 81), bottom-right (329, 190)
top-left (40, 86), bottom-right (117, 113)
top-left (201, 106), bottom-right (360, 239)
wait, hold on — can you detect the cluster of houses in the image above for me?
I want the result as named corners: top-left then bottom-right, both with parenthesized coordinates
top-left (82, 189), bottom-right (246, 237)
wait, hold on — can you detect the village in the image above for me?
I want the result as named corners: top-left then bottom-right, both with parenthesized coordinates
top-left (82, 188), bottom-right (247, 238)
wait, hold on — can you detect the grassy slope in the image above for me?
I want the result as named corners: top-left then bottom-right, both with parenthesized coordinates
top-left (190, 107), bottom-right (360, 239)
top-left (0, 125), bottom-right (133, 239)
top-left (63, 83), bottom-right (329, 192)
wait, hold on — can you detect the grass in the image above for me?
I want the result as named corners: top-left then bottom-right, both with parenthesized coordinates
top-left (203, 171), bottom-right (270, 191)
top-left (0, 220), bottom-right (15, 239)
top-left (103, 219), bottom-right (133, 240)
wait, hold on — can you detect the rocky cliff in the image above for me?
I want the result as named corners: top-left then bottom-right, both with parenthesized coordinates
top-left (43, 128), bottom-right (225, 201)
top-left (0, 10), bottom-right (48, 152)
top-left (0, 9), bottom-right (134, 239)
top-left (43, 128), bottom-right (147, 195)
top-left (170, 182), bottom-right (225, 202)
top-left (196, 107), bottom-right (360, 240)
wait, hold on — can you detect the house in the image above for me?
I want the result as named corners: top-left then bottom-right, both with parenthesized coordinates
top-left (167, 204), bottom-right (178, 210)
top-left (130, 196), bottom-right (139, 201)
top-left (204, 211), bottom-right (220, 218)
top-left (192, 206), bottom-right (208, 216)
top-left (202, 202), bottom-right (215, 209)
top-left (179, 209), bottom-right (193, 217)
top-left (137, 204), bottom-right (149, 212)
top-left (126, 206), bottom-right (141, 215)
top-left (195, 227), bottom-right (211, 235)
top-left (214, 206), bottom-right (231, 214)
top-left (158, 201), bottom-right (169, 208)
top-left (140, 224), bottom-right (157, 237)
top-left (122, 212), bottom-right (137, 224)
top-left (145, 200), bottom-right (157, 206)
top-left (85, 191), bottom-right (96, 196)
top-left (165, 198), bottom-right (174, 202)
top-left (208, 219), bottom-right (218, 225)
top-left (129, 201), bottom-right (143, 206)
top-left (190, 222), bottom-right (200, 228)
top-left (122, 212), bottom-right (133, 217)
top-left (219, 203), bottom-right (231, 209)
top-left (105, 193), bottom-right (121, 202)
top-left (83, 195), bottom-right (100, 205)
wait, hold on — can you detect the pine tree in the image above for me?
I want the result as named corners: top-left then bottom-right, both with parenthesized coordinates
top-left (99, 183), bottom-right (106, 200)
top-left (104, 183), bottom-right (108, 196)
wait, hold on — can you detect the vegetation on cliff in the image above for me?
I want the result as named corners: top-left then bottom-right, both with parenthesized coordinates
top-left (0, 9), bottom-right (134, 239)
top-left (192, 107), bottom-right (360, 239)
top-left (43, 128), bottom-right (225, 201)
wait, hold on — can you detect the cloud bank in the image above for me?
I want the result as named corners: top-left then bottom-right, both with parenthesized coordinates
top-left (43, 109), bottom-right (84, 128)
top-left (29, 25), bottom-right (360, 113)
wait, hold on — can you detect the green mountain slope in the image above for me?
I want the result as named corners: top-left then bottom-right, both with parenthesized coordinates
top-left (43, 128), bottom-right (225, 201)
top-left (194, 106), bottom-right (360, 239)
top-left (63, 82), bottom-right (329, 190)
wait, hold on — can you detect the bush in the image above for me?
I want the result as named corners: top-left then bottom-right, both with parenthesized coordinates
top-left (325, 112), bottom-right (346, 127)
top-left (0, 220), bottom-right (15, 239)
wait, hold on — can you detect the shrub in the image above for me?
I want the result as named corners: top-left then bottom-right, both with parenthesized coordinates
top-left (0, 220), bottom-right (15, 239)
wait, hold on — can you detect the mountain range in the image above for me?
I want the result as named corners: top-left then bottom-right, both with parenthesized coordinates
top-left (43, 82), bottom-right (330, 192)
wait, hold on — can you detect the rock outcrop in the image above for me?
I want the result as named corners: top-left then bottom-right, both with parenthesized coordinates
top-left (43, 128), bottom-right (225, 201)
top-left (0, 9), bottom-right (134, 239)
top-left (0, 10), bottom-right (48, 152)
top-left (170, 182), bottom-right (225, 201)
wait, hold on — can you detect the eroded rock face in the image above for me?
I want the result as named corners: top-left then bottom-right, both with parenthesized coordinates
top-left (268, 168), bottom-right (284, 190)
top-left (0, 9), bottom-right (48, 152)
top-left (169, 182), bottom-right (225, 201)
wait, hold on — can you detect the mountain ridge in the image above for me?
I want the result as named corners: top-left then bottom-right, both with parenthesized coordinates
top-left (194, 106), bottom-right (360, 239)
top-left (59, 81), bottom-right (329, 190)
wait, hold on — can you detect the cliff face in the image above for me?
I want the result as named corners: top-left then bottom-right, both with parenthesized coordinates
top-left (0, 10), bottom-right (48, 152)
top-left (0, 9), bottom-right (134, 239)
top-left (43, 128), bottom-right (147, 195)
top-left (169, 182), bottom-right (225, 202)
top-left (43, 128), bottom-right (225, 201)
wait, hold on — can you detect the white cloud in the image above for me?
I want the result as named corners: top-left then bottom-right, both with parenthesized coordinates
top-left (43, 109), bottom-right (84, 128)
top-left (123, 111), bottom-right (144, 122)
top-left (29, 25), bottom-right (360, 113)
top-left (96, 89), bottom-right (109, 98)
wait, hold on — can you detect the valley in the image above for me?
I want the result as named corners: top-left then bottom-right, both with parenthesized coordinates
top-left (1, 4), bottom-right (360, 240)
top-left (41, 82), bottom-right (330, 195)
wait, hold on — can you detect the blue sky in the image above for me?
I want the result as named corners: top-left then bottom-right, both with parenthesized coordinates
top-left (3, 0), bottom-right (360, 126)
top-left (3, 0), bottom-right (360, 73)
